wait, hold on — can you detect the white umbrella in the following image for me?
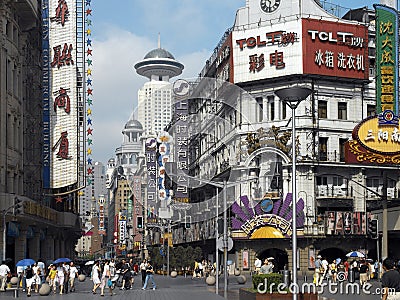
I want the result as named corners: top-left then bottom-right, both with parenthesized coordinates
top-left (85, 260), bottom-right (95, 266)
top-left (346, 251), bottom-right (365, 258)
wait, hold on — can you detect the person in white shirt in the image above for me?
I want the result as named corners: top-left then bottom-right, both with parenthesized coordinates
top-left (100, 260), bottom-right (112, 296)
top-left (56, 264), bottom-right (66, 295)
top-left (32, 263), bottom-right (40, 293)
top-left (254, 257), bottom-right (262, 274)
top-left (37, 259), bottom-right (46, 284)
top-left (0, 261), bottom-right (11, 291)
top-left (68, 262), bottom-right (79, 292)
top-left (319, 258), bottom-right (329, 285)
top-left (91, 261), bottom-right (101, 294)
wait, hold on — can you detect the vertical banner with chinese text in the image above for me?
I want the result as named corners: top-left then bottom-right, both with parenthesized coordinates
top-left (145, 138), bottom-right (158, 223)
top-left (174, 98), bottom-right (189, 204)
top-left (375, 4), bottom-right (399, 114)
top-left (48, 0), bottom-right (79, 188)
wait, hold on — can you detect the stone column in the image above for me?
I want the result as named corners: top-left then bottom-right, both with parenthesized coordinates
top-left (14, 229), bottom-right (27, 262)
top-left (28, 231), bottom-right (41, 260)
top-left (41, 235), bottom-right (55, 260)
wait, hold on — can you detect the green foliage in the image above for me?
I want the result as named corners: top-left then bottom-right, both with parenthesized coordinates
top-left (147, 245), bottom-right (206, 271)
top-left (252, 273), bottom-right (283, 292)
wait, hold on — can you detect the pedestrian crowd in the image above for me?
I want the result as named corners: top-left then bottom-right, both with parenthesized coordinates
top-left (313, 254), bottom-right (382, 286)
top-left (0, 256), bottom-right (158, 296)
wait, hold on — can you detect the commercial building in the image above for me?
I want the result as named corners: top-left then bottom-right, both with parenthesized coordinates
top-left (106, 116), bottom-right (145, 258)
top-left (162, 0), bottom-right (400, 274)
top-left (0, 0), bottom-right (84, 266)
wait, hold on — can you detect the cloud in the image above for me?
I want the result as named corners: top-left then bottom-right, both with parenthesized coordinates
top-left (91, 26), bottom-right (149, 162)
top-left (90, 25), bottom-right (209, 163)
top-left (89, 0), bottom-right (245, 163)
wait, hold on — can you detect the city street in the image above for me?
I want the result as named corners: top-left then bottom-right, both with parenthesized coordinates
top-left (0, 274), bottom-right (386, 300)
top-left (0, 274), bottom-right (252, 300)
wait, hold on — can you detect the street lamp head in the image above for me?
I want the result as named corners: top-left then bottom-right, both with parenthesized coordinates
top-left (274, 87), bottom-right (313, 109)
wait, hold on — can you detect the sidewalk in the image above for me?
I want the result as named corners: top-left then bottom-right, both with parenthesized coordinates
top-left (0, 273), bottom-right (253, 300)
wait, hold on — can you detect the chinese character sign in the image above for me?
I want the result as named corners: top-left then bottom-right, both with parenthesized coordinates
top-left (303, 18), bottom-right (368, 80)
top-left (145, 138), bottom-right (158, 222)
top-left (232, 19), bottom-right (302, 83)
top-left (174, 99), bottom-right (190, 203)
top-left (375, 5), bottom-right (399, 114)
top-left (45, 0), bottom-right (79, 188)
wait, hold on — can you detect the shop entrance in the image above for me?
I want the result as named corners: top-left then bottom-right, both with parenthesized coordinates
top-left (257, 248), bottom-right (288, 272)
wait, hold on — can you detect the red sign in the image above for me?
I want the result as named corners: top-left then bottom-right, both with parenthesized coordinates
top-left (302, 19), bottom-right (368, 79)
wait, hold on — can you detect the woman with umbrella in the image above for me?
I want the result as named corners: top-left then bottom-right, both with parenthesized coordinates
top-left (56, 263), bottom-right (66, 294)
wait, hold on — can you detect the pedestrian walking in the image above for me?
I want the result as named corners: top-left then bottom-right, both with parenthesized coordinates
top-left (92, 261), bottom-right (101, 294)
top-left (140, 259), bottom-right (147, 286)
top-left (142, 260), bottom-right (156, 290)
top-left (254, 257), bottom-right (262, 275)
top-left (0, 260), bottom-right (11, 292)
top-left (381, 258), bottom-right (400, 300)
top-left (260, 259), bottom-right (273, 274)
top-left (314, 255), bottom-right (322, 286)
top-left (56, 263), bottom-right (66, 294)
top-left (37, 259), bottom-right (46, 284)
top-left (100, 260), bottom-right (113, 296)
top-left (359, 260), bottom-right (369, 287)
top-left (47, 265), bottom-right (57, 294)
top-left (63, 261), bottom-right (70, 293)
top-left (68, 262), bottom-right (79, 292)
top-left (32, 262), bottom-right (41, 293)
top-left (25, 265), bottom-right (34, 297)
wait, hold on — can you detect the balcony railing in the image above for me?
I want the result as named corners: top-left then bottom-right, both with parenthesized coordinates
top-left (316, 185), bottom-right (351, 198)
top-left (317, 151), bottom-right (345, 163)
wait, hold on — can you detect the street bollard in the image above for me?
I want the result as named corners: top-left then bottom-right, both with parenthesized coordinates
top-left (14, 289), bottom-right (19, 298)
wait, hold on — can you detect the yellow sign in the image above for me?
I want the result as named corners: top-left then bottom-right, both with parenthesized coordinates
top-left (164, 233), bottom-right (173, 247)
top-left (240, 214), bottom-right (292, 238)
top-left (356, 116), bottom-right (400, 154)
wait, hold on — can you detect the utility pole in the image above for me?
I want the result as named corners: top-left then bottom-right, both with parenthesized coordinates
top-left (382, 171), bottom-right (388, 259)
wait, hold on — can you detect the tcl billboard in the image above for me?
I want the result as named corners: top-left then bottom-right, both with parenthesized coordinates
top-left (303, 18), bottom-right (369, 79)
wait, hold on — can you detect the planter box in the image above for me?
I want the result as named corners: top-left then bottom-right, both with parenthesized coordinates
top-left (239, 288), bottom-right (318, 300)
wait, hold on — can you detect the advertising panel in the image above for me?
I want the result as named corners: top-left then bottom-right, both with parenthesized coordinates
top-left (45, 0), bottom-right (79, 188)
top-left (174, 97), bottom-right (189, 204)
top-left (346, 111), bottom-right (400, 165)
top-left (232, 19), bottom-right (302, 83)
top-left (375, 4), bottom-right (399, 114)
top-left (42, 1), bottom-right (51, 187)
top-left (145, 138), bottom-right (158, 223)
top-left (119, 211), bottom-right (127, 244)
top-left (303, 18), bottom-right (368, 80)
top-left (326, 211), bottom-right (366, 235)
top-left (98, 195), bottom-right (106, 235)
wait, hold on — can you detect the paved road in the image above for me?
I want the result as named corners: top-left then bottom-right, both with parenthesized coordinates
top-left (0, 274), bottom-right (384, 300)
top-left (0, 273), bottom-right (252, 300)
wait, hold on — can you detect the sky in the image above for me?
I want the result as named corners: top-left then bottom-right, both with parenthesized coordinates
top-left (89, 0), bottom-right (382, 164)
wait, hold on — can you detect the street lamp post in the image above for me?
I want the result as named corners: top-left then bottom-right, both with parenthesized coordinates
top-left (187, 174), bottom-right (255, 299)
top-left (275, 86), bottom-right (312, 300)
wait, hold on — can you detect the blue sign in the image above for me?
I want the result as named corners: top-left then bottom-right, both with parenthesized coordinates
top-left (260, 198), bottom-right (273, 213)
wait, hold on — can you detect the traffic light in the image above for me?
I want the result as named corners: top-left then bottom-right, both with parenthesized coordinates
top-left (368, 219), bottom-right (378, 239)
top-left (185, 216), bottom-right (191, 229)
top-left (137, 216), bottom-right (143, 229)
top-left (13, 197), bottom-right (23, 215)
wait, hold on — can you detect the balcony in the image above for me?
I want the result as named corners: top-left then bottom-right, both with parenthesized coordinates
top-left (317, 151), bottom-right (346, 163)
top-left (317, 185), bottom-right (351, 198)
top-left (366, 187), bottom-right (398, 200)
